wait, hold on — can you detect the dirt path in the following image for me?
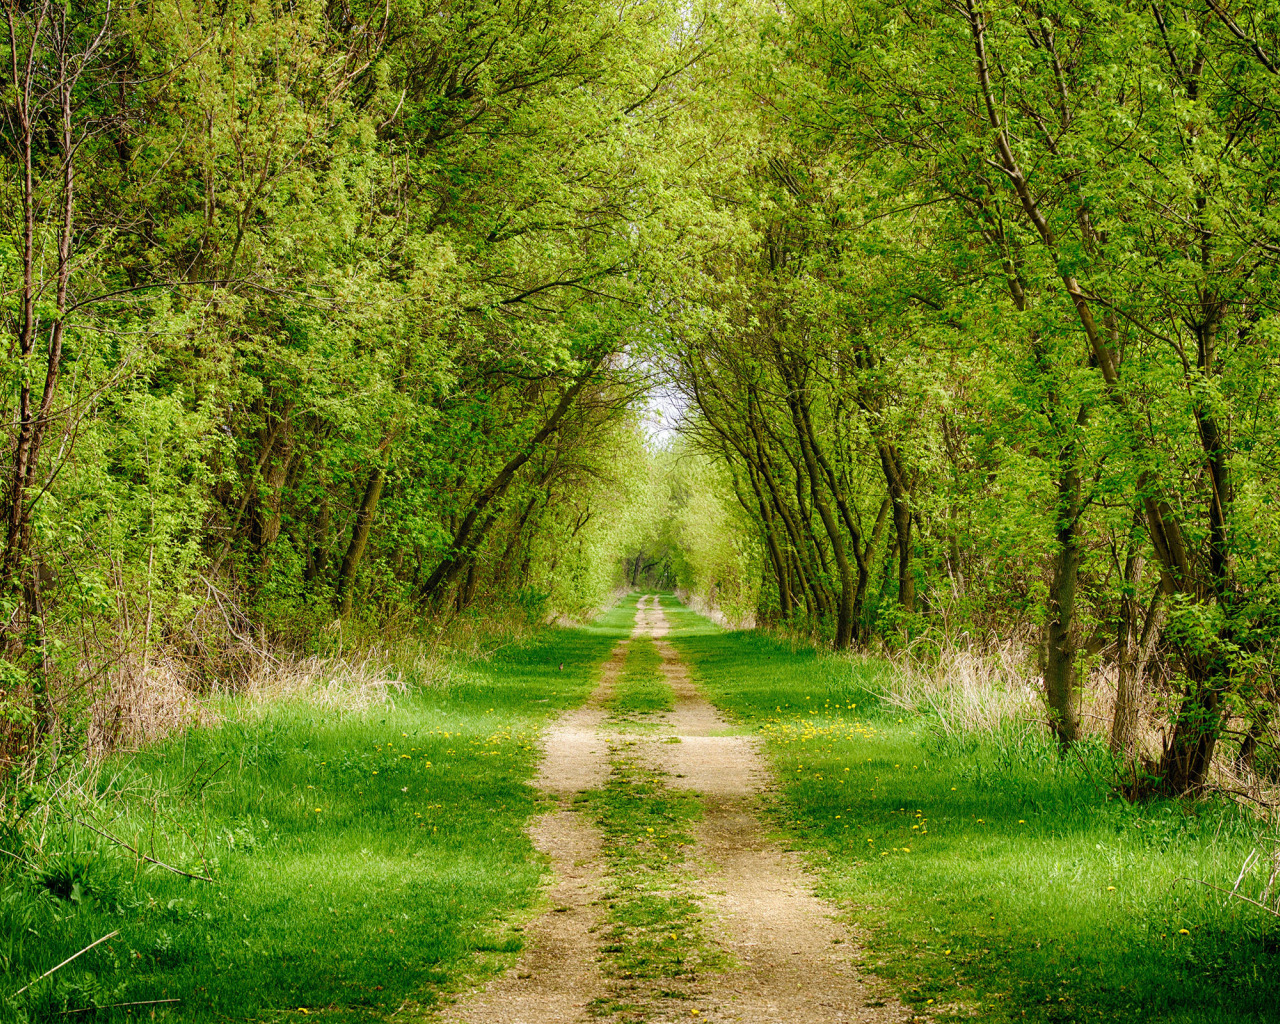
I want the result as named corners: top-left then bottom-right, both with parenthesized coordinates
top-left (644, 603), bottom-right (904, 1023)
top-left (437, 597), bottom-right (905, 1024)
top-left (435, 638), bottom-right (631, 1024)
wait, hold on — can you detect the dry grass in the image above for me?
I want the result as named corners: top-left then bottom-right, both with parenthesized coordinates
top-left (84, 646), bottom-right (418, 753)
top-left (673, 586), bottom-right (756, 630)
top-left (858, 635), bottom-right (1280, 811)
top-left (71, 590), bottom-right (563, 756)
top-left (235, 652), bottom-right (411, 716)
top-left (858, 637), bottom-right (1041, 736)
top-left (88, 655), bottom-right (220, 755)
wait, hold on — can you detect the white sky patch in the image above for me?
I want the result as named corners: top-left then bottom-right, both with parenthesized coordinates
top-left (640, 382), bottom-right (686, 444)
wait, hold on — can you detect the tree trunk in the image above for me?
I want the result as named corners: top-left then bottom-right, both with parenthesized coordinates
top-left (305, 497), bottom-right (331, 583)
top-left (877, 443), bottom-right (914, 612)
top-left (1111, 526), bottom-right (1164, 760)
top-left (777, 349), bottom-right (855, 650)
top-left (1042, 407), bottom-right (1090, 748)
top-left (966, 2), bottom-right (1228, 789)
top-left (1, 20), bottom-right (89, 742)
top-left (732, 460), bottom-right (792, 618)
top-left (799, 395), bottom-right (869, 634)
top-left (744, 393), bottom-right (826, 624)
top-left (1156, 327), bottom-right (1234, 792)
top-left (336, 459), bottom-right (388, 617)
top-left (418, 364), bottom-right (598, 605)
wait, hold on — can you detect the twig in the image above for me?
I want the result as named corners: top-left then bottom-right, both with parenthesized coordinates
top-left (1209, 786), bottom-right (1275, 808)
top-left (16, 931), bottom-right (120, 995)
top-left (1233, 850), bottom-right (1260, 893)
top-left (75, 820), bottom-right (214, 882)
top-left (60, 999), bottom-right (180, 1015)
top-left (1183, 878), bottom-right (1280, 917)
top-left (0, 846), bottom-right (36, 868)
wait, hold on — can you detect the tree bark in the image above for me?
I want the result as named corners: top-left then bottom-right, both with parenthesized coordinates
top-left (747, 460), bottom-right (793, 616)
top-left (776, 346), bottom-right (855, 649)
top-left (748, 399), bottom-right (824, 622)
top-left (1237, 698), bottom-right (1275, 775)
top-left (1043, 404), bottom-right (1091, 748)
top-left (0, 14), bottom-right (96, 740)
top-left (877, 443), bottom-right (914, 612)
top-left (1112, 571), bottom-right (1164, 762)
top-left (336, 458), bottom-right (388, 617)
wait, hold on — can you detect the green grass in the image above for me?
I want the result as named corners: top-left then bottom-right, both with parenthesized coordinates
top-left (581, 591), bottom-right (644, 636)
top-left (659, 599), bottom-right (1280, 1024)
top-left (2, 613), bottom-right (633, 1023)
top-left (653, 598), bottom-right (719, 637)
top-left (608, 638), bottom-right (670, 723)
top-left (579, 748), bottom-right (712, 985)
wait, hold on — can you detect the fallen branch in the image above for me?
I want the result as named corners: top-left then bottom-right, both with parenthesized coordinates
top-left (16, 931), bottom-right (120, 995)
top-left (61, 999), bottom-right (180, 1015)
top-left (75, 820), bottom-right (214, 883)
top-left (1183, 877), bottom-right (1280, 917)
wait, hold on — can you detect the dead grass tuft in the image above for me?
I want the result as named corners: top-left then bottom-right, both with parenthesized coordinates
top-left (235, 651), bottom-right (411, 717)
top-left (673, 587), bottom-right (756, 630)
top-left (859, 637), bottom-right (1041, 736)
top-left (88, 655), bottom-right (219, 755)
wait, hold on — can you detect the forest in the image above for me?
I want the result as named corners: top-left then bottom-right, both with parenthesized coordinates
top-left (2, 0), bottom-right (1280, 1021)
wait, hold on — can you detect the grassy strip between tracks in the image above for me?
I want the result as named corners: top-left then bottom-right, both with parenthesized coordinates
top-left (609, 636), bottom-right (671, 724)
top-left (659, 596), bottom-right (1280, 1024)
top-left (2, 600), bottom-right (639, 1024)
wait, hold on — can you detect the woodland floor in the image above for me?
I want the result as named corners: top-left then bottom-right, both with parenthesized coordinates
top-left (434, 596), bottom-right (907, 1024)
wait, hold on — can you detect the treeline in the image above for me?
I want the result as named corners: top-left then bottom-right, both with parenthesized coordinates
top-left (660, 0), bottom-right (1280, 796)
top-left (0, 0), bottom-right (739, 765)
top-left (3, 0), bottom-right (1279, 801)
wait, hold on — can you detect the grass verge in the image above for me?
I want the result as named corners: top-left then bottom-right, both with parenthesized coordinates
top-left (659, 599), bottom-right (1280, 1024)
top-left (2, 609), bottom-right (635, 1023)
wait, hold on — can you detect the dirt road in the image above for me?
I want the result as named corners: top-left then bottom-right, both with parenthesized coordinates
top-left (437, 597), bottom-right (905, 1023)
